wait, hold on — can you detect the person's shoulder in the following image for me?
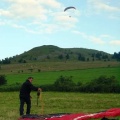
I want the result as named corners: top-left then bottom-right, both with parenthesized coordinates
top-left (23, 80), bottom-right (29, 85)
top-left (26, 80), bottom-right (33, 85)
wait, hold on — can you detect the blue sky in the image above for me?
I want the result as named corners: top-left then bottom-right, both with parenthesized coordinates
top-left (0, 0), bottom-right (120, 60)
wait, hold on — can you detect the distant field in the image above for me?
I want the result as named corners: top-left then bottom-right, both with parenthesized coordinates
top-left (0, 61), bottom-right (120, 87)
top-left (0, 61), bottom-right (119, 74)
top-left (5, 66), bottom-right (120, 86)
top-left (0, 92), bottom-right (120, 120)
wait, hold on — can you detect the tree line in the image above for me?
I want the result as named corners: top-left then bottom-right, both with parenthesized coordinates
top-left (0, 75), bottom-right (120, 93)
top-left (41, 75), bottom-right (120, 93)
top-left (112, 52), bottom-right (120, 61)
top-left (0, 51), bottom-right (120, 64)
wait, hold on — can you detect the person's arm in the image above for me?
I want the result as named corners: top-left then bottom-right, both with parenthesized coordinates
top-left (29, 83), bottom-right (42, 92)
top-left (30, 83), bottom-right (38, 91)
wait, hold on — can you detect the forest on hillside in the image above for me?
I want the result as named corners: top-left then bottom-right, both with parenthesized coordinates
top-left (0, 45), bottom-right (120, 64)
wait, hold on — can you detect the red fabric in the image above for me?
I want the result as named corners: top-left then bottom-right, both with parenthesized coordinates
top-left (18, 108), bottom-right (120, 120)
top-left (45, 113), bottom-right (86, 120)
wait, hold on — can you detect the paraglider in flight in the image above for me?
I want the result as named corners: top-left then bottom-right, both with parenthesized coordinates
top-left (64, 6), bottom-right (76, 12)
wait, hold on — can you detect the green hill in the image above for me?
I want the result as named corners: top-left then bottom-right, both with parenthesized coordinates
top-left (10, 45), bottom-right (113, 63)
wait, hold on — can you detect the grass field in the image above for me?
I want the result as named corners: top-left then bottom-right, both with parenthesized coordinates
top-left (0, 92), bottom-right (120, 120)
top-left (4, 66), bottom-right (120, 86)
top-left (0, 61), bottom-right (120, 120)
top-left (0, 61), bottom-right (119, 87)
top-left (0, 61), bottom-right (120, 74)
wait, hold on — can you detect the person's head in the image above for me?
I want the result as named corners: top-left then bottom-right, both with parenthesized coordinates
top-left (28, 77), bottom-right (33, 83)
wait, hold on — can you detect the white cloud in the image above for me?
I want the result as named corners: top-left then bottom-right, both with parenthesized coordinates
top-left (54, 15), bottom-right (78, 28)
top-left (0, 9), bottom-right (13, 17)
top-left (0, 0), bottom-right (80, 34)
top-left (73, 30), bottom-right (105, 45)
top-left (100, 34), bottom-right (111, 38)
top-left (87, 0), bottom-right (120, 17)
top-left (109, 40), bottom-right (120, 45)
top-left (74, 30), bottom-right (120, 47)
top-left (11, 23), bottom-right (53, 34)
top-left (7, 0), bottom-right (48, 20)
top-left (39, 0), bottom-right (62, 9)
top-left (89, 36), bottom-right (105, 44)
top-left (73, 31), bottom-right (88, 39)
top-left (3, 0), bottom-right (63, 20)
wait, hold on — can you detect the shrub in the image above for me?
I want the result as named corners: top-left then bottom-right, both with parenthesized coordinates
top-left (85, 76), bottom-right (120, 93)
top-left (0, 75), bottom-right (7, 86)
top-left (0, 84), bottom-right (21, 92)
top-left (53, 76), bottom-right (76, 92)
top-left (40, 84), bottom-right (55, 91)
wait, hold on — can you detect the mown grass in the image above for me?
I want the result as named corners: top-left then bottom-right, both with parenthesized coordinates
top-left (0, 92), bottom-right (120, 120)
top-left (5, 66), bottom-right (120, 86)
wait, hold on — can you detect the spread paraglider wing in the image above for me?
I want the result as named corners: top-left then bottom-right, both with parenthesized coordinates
top-left (64, 6), bottom-right (76, 12)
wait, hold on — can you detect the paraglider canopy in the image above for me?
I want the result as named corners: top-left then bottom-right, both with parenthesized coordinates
top-left (64, 6), bottom-right (76, 12)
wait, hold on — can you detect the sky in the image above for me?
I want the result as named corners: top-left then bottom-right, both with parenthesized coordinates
top-left (0, 0), bottom-right (120, 60)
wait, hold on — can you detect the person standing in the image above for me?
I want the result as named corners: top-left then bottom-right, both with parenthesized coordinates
top-left (19, 77), bottom-right (41, 116)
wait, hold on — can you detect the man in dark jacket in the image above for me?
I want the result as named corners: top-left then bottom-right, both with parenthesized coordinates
top-left (19, 77), bottom-right (41, 116)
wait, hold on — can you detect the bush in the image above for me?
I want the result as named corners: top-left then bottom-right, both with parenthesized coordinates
top-left (53, 76), bottom-right (76, 92)
top-left (0, 75), bottom-right (7, 86)
top-left (0, 84), bottom-right (21, 92)
top-left (40, 84), bottom-right (55, 91)
top-left (84, 76), bottom-right (120, 93)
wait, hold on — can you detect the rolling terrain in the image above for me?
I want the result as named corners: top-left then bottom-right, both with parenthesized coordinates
top-left (4, 45), bottom-right (115, 63)
top-left (0, 45), bottom-right (119, 90)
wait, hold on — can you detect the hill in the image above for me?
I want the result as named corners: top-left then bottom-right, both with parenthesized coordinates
top-left (9, 45), bottom-right (114, 63)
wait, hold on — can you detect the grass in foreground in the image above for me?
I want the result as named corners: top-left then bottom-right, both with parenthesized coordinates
top-left (0, 92), bottom-right (120, 120)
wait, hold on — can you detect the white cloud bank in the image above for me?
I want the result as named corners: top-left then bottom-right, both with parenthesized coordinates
top-left (87, 0), bottom-right (120, 19)
top-left (73, 30), bottom-right (120, 46)
top-left (0, 0), bottom-right (80, 34)
top-left (73, 31), bottom-right (105, 45)
top-left (109, 40), bottom-right (120, 45)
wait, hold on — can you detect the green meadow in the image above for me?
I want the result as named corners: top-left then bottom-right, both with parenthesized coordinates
top-left (0, 61), bottom-right (120, 120)
top-left (5, 66), bottom-right (120, 86)
top-left (0, 92), bottom-right (120, 120)
top-left (0, 61), bottom-right (119, 87)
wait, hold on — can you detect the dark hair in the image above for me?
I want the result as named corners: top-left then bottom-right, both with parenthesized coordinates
top-left (28, 77), bottom-right (33, 79)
